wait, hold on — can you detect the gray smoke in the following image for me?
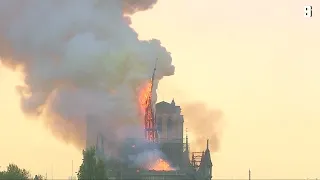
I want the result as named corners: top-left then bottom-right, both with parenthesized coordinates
top-left (0, 0), bottom-right (174, 148)
top-left (182, 102), bottom-right (223, 152)
top-left (122, 0), bottom-right (158, 14)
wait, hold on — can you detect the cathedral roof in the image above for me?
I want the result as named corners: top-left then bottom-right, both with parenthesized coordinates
top-left (203, 149), bottom-right (212, 166)
top-left (200, 140), bottom-right (212, 167)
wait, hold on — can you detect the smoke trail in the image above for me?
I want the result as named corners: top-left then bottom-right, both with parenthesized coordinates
top-left (0, 0), bottom-right (174, 148)
top-left (182, 103), bottom-right (223, 152)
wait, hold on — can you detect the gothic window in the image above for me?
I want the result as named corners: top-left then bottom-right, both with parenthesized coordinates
top-left (175, 121), bottom-right (180, 130)
top-left (157, 117), bottom-right (162, 133)
top-left (167, 118), bottom-right (173, 131)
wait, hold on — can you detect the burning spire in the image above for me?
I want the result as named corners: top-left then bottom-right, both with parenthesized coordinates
top-left (143, 59), bottom-right (158, 142)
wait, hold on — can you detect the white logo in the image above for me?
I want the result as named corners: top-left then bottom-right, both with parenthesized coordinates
top-left (304, 5), bottom-right (313, 17)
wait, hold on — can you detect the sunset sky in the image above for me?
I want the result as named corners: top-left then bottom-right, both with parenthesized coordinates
top-left (1, 0), bottom-right (320, 179)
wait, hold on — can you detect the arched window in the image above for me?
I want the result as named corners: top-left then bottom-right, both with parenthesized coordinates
top-left (157, 117), bottom-right (162, 133)
top-left (167, 119), bottom-right (173, 131)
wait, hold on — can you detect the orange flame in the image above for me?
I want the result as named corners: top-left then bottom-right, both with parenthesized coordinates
top-left (138, 80), bottom-right (156, 141)
top-left (150, 158), bottom-right (174, 171)
top-left (138, 81), bottom-right (152, 115)
top-left (138, 83), bottom-right (173, 171)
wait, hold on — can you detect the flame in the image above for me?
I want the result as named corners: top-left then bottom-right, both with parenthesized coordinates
top-left (138, 81), bottom-right (152, 115)
top-left (138, 80), bottom-right (156, 141)
top-left (138, 82), bottom-right (173, 171)
top-left (150, 158), bottom-right (174, 171)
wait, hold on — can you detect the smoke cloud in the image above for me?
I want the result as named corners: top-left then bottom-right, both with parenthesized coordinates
top-left (0, 0), bottom-right (174, 149)
top-left (182, 103), bottom-right (223, 152)
top-left (121, 0), bottom-right (158, 14)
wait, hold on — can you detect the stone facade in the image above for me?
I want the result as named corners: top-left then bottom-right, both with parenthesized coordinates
top-left (156, 99), bottom-right (184, 142)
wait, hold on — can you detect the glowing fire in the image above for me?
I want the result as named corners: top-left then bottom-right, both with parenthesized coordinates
top-left (138, 80), bottom-right (156, 141)
top-left (150, 158), bottom-right (174, 171)
top-left (138, 81), bottom-right (152, 115)
top-left (138, 82), bottom-right (173, 171)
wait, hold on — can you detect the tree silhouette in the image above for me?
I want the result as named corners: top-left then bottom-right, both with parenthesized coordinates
top-left (77, 147), bottom-right (107, 180)
top-left (34, 174), bottom-right (47, 180)
top-left (0, 163), bottom-right (31, 180)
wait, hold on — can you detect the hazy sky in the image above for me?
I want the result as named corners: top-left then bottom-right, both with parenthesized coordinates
top-left (1, 0), bottom-right (320, 179)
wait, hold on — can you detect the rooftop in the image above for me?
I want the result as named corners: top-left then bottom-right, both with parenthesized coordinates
top-left (156, 100), bottom-right (181, 114)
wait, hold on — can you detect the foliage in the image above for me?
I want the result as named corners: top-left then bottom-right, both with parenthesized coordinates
top-left (77, 147), bottom-right (107, 180)
top-left (96, 159), bottom-right (106, 179)
top-left (0, 163), bottom-right (31, 180)
top-left (34, 174), bottom-right (47, 180)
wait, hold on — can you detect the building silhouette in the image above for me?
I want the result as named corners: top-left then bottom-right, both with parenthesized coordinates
top-left (86, 99), bottom-right (213, 180)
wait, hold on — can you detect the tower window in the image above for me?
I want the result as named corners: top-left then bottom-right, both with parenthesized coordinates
top-left (167, 119), bottom-right (173, 131)
top-left (157, 117), bottom-right (162, 133)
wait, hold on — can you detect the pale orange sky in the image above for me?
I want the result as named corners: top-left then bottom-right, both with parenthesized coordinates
top-left (1, 0), bottom-right (320, 179)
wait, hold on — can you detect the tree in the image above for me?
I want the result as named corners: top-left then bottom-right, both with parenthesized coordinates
top-left (34, 174), bottom-right (47, 180)
top-left (96, 159), bottom-right (106, 179)
top-left (0, 163), bottom-right (31, 180)
top-left (77, 147), bottom-right (107, 180)
top-left (0, 171), bottom-right (4, 179)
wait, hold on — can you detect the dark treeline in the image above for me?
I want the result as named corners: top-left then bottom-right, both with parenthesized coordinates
top-left (0, 147), bottom-right (108, 180)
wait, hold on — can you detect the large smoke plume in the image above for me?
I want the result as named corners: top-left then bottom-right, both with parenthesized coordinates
top-left (0, 0), bottom-right (174, 150)
top-left (182, 103), bottom-right (223, 152)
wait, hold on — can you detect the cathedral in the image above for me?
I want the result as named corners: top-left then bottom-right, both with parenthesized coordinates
top-left (86, 99), bottom-right (213, 180)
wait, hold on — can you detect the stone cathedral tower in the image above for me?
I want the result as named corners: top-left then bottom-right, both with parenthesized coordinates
top-left (155, 99), bottom-right (184, 142)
